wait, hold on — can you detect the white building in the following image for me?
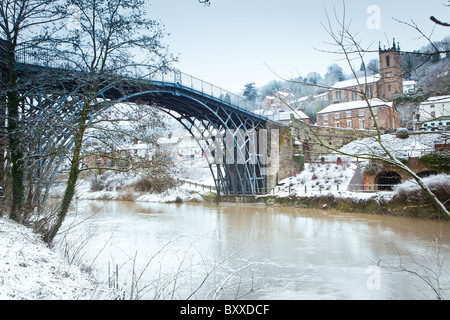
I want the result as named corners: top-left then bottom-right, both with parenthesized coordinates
top-left (403, 80), bottom-right (417, 94)
top-left (273, 109), bottom-right (313, 125)
top-left (417, 95), bottom-right (450, 122)
top-left (418, 118), bottom-right (450, 132)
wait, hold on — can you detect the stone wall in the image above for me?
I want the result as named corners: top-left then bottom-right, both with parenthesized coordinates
top-left (263, 116), bottom-right (376, 191)
top-left (289, 116), bottom-right (374, 162)
top-left (363, 157), bottom-right (445, 191)
top-left (263, 121), bottom-right (301, 190)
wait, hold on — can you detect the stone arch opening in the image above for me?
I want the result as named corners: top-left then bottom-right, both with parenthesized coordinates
top-left (375, 170), bottom-right (402, 191)
top-left (417, 171), bottom-right (440, 178)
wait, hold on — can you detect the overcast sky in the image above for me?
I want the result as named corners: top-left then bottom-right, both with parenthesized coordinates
top-left (149, 0), bottom-right (449, 93)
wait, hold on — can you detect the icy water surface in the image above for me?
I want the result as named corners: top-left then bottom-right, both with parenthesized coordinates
top-left (61, 200), bottom-right (450, 300)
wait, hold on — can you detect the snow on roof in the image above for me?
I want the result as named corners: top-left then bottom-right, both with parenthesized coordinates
top-left (264, 91), bottom-right (293, 100)
top-left (317, 99), bottom-right (393, 114)
top-left (276, 109), bottom-right (310, 121)
top-left (157, 137), bottom-right (179, 145)
top-left (292, 96), bottom-right (310, 104)
top-left (331, 74), bottom-right (381, 89)
top-left (403, 80), bottom-right (416, 86)
top-left (421, 95), bottom-right (450, 104)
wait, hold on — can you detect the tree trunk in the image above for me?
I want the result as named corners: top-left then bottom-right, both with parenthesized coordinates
top-left (43, 109), bottom-right (88, 244)
top-left (6, 45), bottom-right (24, 222)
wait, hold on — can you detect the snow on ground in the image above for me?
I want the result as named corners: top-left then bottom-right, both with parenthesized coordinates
top-left (323, 132), bottom-right (447, 162)
top-left (50, 132), bottom-right (448, 203)
top-left (273, 132), bottom-right (448, 201)
top-left (272, 161), bottom-right (384, 200)
top-left (2, 132), bottom-right (448, 300)
top-left (0, 217), bottom-right (114, 300)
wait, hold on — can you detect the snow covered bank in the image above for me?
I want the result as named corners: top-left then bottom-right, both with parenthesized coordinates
top-left (50, 160), bottom-right (215, 204)
top-left (323, 132), bottom-right (447, 162)
top-left (0, 217), bottom-right (114, 300)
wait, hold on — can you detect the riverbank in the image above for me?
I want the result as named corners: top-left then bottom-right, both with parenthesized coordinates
top-left (51, 169), bottom-right (450, 220)
top-left (0, 216), bottom-right (115, 299)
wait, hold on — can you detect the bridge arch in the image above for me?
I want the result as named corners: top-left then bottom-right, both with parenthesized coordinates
top-left (114, 85), bottom-right (270, 196)
top-left (375, 170), bottom-right (402, 191)
top-left (11, 62), bottom-right (277, 196)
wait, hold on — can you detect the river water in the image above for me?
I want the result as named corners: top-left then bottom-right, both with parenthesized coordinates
top-left (60, 199), bottom-right (450, 300)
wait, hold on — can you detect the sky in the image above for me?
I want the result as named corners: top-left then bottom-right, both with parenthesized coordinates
top-left (148, 0), bottom-right (449, 93)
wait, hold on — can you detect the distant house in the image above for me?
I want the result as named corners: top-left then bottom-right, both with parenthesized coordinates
top-left (418, 118), bottom-right (450, 132)
top-left (274, 109), bottom-right (314, 125)
top-left (316, 98), bottom-right (400, 131)
top-left (82, 138), bottom-right (156, 170)
top-left (328, 74), bottom-right (381, 103)
top-left (157, 135), bottom-right (179, 160)
top-left (416, 95), bottom-right (450, 131)
top-left (262, 91), bottom-right (296, 111)
top-left (417, 95), bottom-right (450, 122)
top-left (403, 80), bottom-right (417, 94)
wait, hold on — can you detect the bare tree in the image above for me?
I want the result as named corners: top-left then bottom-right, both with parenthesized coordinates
top-left (0, 0), bottom-right (65, 222)
top-left (40, 0), bottom-right (174, 244)
top-left (276, 3), bottom-right (450, 217)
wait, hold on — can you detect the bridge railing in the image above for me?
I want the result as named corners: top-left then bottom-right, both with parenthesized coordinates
top-left (150, 69), bottom-right (273, 120)
top-left (15, 45), bottom-right (273, 121)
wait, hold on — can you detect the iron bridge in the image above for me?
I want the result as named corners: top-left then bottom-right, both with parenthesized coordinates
top-left (11, 59), bottom-right (280, 196)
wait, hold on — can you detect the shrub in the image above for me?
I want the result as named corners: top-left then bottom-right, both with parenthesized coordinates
top-left (419, 151), bottom-right (450, 172)
top-left (134, 177), bottom-right (152, 192)
top-left (395, 128), bottom-right (409, 139)
top-left (393, 174), bottom-right (450, 203)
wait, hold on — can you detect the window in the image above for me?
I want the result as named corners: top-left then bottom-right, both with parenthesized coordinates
top-left (346, 111), bottom-right (351, 118)
top-left (323, 114), bottom-right (328, 121)
top-left (430, 104), bottom-right (435, 108)
top-left (359, 119), bottom-right (365, 129)
top-left (359, 110), bottom-right (365, 117)
top-left (386, 55), bottom-right (390, 67)
top-left (347, 120), bottom-right (352, 128)
top-left (372, 108), bottom-right (378, 115)
top-left (336, 123), bottom-right (340, 128)
top-left (335, 113), bottom-right (340, 120)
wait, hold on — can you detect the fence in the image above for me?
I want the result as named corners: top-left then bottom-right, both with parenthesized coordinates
top-left (177, 177), bottom-right (398, 197)
top-left (149, 69), bottom-right (273, 119)
top-left (272, 183), bottom-right (399, 196)
top-left (176, 178), bottom-right (215, 193)
top-left (15, 46), bottom-right (272, 120)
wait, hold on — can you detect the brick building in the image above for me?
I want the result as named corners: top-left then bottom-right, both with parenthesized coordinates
top-left (316, 98), bottom-right (400, 131)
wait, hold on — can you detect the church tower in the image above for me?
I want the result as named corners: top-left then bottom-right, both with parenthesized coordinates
top-left (378, 39), bottom-right (403, 100)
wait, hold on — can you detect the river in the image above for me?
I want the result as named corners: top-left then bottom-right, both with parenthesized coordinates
top-left (59, 199), bottom-right (450, 300)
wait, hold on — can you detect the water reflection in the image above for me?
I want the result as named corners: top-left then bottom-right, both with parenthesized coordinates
top-left (61, 200), bottom-right (450, 300)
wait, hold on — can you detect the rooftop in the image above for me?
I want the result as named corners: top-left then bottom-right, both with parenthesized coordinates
top-left (421, 95), bottom-right (450, 105)
top-left (317, 98), bottom-right (393, 114)
top-left (331, 74), bottom-right (381, 90)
